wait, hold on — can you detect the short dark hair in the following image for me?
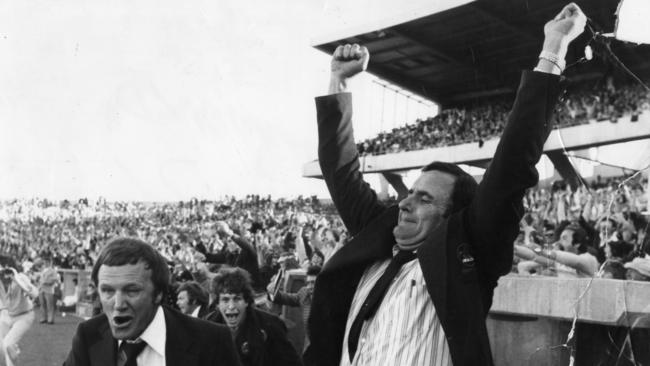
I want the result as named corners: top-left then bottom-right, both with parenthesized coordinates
top-left (562, 224), bottom-right (595, 255)
top-left (564, 224), bottom-right (588, 247)
top-left (211, 267), bottom-right (254, 305)
top-left (0, 255), bottom-right (19, 271)
top-left (421, 161), bottom-right (478, 215)
top-left (608, 240), bottom-right (634, 259)
top-left (177, 281), bottom-right (209, 308)
top-left (91, 237), bottom-right (171, 299)
top-left (306, 265), bottom-right (322, 277)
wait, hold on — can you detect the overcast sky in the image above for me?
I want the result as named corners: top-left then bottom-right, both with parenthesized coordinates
top-left (0, 0), bottom-right (467, 201)
top-left (1, 0), bottom-right (647, 201)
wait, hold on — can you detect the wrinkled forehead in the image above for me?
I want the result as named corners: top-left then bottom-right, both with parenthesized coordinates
top-left (98, 261), bottom-right (153, 286)
top-left (412, 170), bottom-right (457, 198)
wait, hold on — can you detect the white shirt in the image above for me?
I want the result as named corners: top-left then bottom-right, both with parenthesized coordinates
top-left (119, 306), bottom-right (166, 366)
top-left (191, 305), bottom-right (201, 318)
top-left (340, 252), bottom-right (453, 366)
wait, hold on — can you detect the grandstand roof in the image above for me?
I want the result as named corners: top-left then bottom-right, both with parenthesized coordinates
top-left (312, 0), bottom-right (650, 106)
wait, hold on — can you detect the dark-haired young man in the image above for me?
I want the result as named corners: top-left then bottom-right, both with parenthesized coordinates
top-left (176, 281), bottom-right (210, 318)
top-left (305, 4), bottom-right (586, 366)
top-left (63, 237), bottom-right (241, 366)
top-left (206, 267), bottom-right (302, 366)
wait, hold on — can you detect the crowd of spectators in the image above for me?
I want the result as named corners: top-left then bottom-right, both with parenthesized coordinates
top-left (0, 195), bottom-right (346, 289)
top-left (514, 175), bottom-right (650, 280)
top-left (357, 77), bottom-right (650, 156)
top-left (0, 173), bottom-right (647, 364)
top-left (1, 173), bottom-right (647, 291)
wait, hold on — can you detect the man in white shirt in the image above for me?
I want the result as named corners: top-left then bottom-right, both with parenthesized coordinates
top-left (63, 237), bottom-right (241, 366)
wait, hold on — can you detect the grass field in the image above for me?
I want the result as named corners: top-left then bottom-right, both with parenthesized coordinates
top-left (15, 310), bottom-right (81, 366)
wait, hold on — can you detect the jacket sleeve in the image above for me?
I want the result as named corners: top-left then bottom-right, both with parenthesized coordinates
top-left (316, 93), bottom-right (386, 236)
top-left (466, 70), bottom-right (563, 278)
top-left (272, 290), bottom-right (301, 307)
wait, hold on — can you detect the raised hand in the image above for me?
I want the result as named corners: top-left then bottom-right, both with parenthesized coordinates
top-left (329, 44), bottom-right (370, 93)
top-left (544, 3), bottom-right (587, 44)
top-left (542, 2), bottom-right (587, 59)
top-left (331, 44), bottom-right (369, 79)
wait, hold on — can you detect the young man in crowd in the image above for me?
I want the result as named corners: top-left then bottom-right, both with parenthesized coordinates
top-left (63, 237), bottom-right (241, 366)
top-left (305, 3), bottom-right (587, 365)
top-left (176, 281), bottom-right (210, 318)
top-left (207, 267), bottom-right (302, 366)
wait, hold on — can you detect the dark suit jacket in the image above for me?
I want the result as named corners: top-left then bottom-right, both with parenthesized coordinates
top-left (304, 71), bottom-right (562, 366)
top-left (196, 304), bottom-right (211, 319)
top-left (206, 307), bottom-right (303, 366)
top-left (63, 306), bottom-right (242, 366)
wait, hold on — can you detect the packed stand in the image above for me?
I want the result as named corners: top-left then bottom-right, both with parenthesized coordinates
top-left (358, 77), bottom-right (650, 156)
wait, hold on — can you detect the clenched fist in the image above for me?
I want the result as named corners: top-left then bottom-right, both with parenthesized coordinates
top-left (328, 44), bottom-right (369, 93)
top-left (542, 3), bottom-right (587, 55)
top-left (331, 44), bottom-right (369, 79)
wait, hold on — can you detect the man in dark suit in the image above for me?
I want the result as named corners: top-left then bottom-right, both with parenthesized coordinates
top-left (63, 237), bottom-right (241, 366)
top-left (176, 281), bottom-right (210, 319)
top-left (197, 221), bottom-right (261, 290)
top-left (304, 4), bottom-right (586, 366)
top-left (206, 267), bottom-right (303, 366)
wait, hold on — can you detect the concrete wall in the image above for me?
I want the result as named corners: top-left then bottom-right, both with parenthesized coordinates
top-left (281, 272), bottom-right (650, 364)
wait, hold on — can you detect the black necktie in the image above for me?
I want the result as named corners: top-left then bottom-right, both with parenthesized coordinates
top-left (117, 340), bottom-right (147, 366)
top-left (347, 250), bottom-right (417, 361)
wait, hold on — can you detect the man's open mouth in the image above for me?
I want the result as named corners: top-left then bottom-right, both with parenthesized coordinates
top-left (225, 313), bottom-right (238, 321)
top-left (113, 315), bottom-right (133, 327)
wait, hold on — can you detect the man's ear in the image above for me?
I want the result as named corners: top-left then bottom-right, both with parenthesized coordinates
top-left (154, 291), bottom-right (163, 305)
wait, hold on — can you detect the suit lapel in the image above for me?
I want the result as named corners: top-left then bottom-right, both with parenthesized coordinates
top-left (89, 317), bottom-right (117, 366)
top-left (164, 308), bottom-right (198, 366)
top-left (323, 206), bottom-right (399, 275)
top-left (418, 216), bottom-right (448, 323)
